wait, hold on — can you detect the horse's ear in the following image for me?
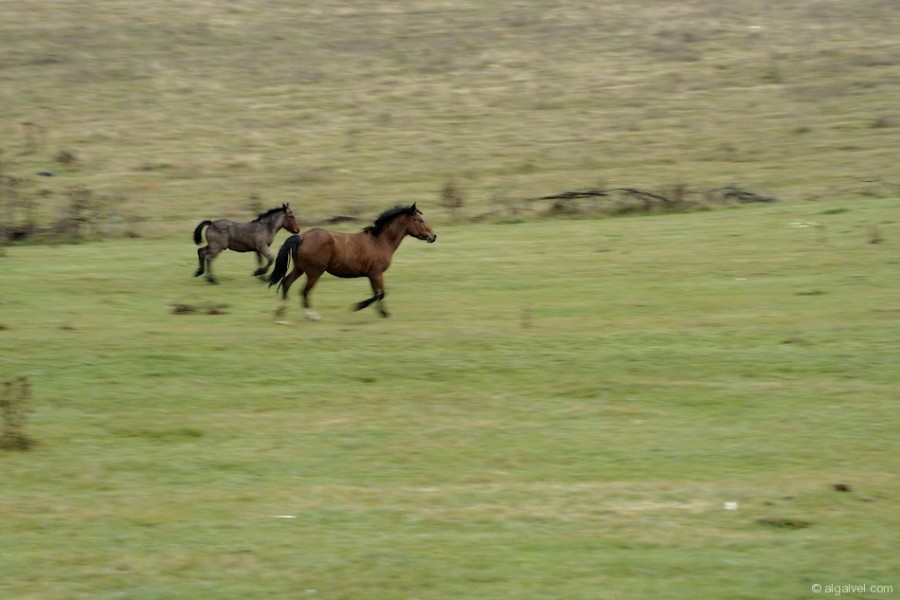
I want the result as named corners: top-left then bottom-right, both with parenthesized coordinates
top-left (283, 202), bottom-right (289, 209)
top-left (410, 202), bottom-right (417, 213)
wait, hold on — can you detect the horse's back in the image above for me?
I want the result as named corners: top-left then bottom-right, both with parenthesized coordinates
top-left (207, 219), bottom-right (236, 235)
top-left (208, 219), bottom-right (267, 252)
top-left (296, 228), bottom-right (340, 265)
top-left (297, 228), bottom-right (376, 276)
top-left (199, 219), bottom-right (230, 244)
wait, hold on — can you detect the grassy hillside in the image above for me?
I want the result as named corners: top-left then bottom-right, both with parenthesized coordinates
top-left (2, 0), bottom-right (900, 230)
top-left (2, 198), bottom-right (899, 598)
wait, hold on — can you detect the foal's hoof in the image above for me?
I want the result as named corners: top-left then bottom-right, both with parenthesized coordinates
top-left (379, 310), bottom-right (391, 318)
top-left (206, 277), bottom-right (218, 285)
top-left (193, 270), bottom-right (203, 278)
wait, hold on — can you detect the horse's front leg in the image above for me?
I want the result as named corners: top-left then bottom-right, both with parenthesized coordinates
top-left (253, 249), bottom-right (273, 278)
top-left (354, 274), bottom-right (388, 317)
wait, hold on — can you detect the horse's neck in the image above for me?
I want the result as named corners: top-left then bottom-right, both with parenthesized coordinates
top-left (377, 220), bottom-right (409, 251)
top-left (263, 213), bottom-right (285, 233)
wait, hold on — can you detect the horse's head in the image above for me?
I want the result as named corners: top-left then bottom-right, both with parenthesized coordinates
top-left (406, 203), bottom-right (437, 243)
top-left (282, 203), bottom-right (301, 234)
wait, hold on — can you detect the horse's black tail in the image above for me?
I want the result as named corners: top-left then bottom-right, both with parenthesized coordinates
top-left (268, 234), bottom-right (302, 291)
top-left (193, 220), bottom-right (213, 245)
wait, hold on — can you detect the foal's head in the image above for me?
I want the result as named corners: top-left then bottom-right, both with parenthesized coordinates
top-left (281, 203), bottom-right (301, 234)
top-left (404, 203), bottom-right (437, 243)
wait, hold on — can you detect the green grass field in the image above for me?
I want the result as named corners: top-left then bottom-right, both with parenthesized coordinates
top-left (3, 199), bottom-right (899, 599)
top-left (2, 1), bottom-right (900, 598)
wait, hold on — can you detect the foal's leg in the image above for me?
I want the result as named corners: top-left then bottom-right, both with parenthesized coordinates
top-left (354, 273), bottom-right (388, 317)
top-left (195, 247), bottom-right (208, 277)
top-left (203, 247), bottom-right (224, 284)
top-left (253, 248), bottom-right (274, 278)
top-left (197, 229), bottom-right (226, 283)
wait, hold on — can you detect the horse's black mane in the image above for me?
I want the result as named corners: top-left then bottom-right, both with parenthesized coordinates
top-left (362, 204), bottom-right (418, 236)
top-left (252, 205), bottom-right (287, 222)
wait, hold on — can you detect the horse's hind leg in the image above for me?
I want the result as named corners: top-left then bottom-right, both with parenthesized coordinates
top-left (275, 266), bottom-right (303, 317)
top-left (203, 248), bottom-right (224, 284)
top-left (301, 271), bottom-right (323, 321)
top-left (195, 247), bottom-right (208, 277)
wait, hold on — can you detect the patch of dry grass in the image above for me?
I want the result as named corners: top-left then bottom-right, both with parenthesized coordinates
top-left (2, 0), bottom-right (900, 235)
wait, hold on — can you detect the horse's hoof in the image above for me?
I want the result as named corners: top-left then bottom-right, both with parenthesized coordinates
top-left (304, 309), bottom-right (322, 321)
top-left (207, 278), bottom-right (218, 285)
top-left (194, 270), bottom-right (203, 277)
top-left (275, 306), bottom-right (287, 317)
top-left (379, 311), bottom-right (391, 318)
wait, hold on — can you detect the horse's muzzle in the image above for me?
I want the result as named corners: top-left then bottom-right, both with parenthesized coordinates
top-left (427, 234), bottom-right (437, 243)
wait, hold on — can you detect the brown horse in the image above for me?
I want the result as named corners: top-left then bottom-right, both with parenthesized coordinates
top-left (268, 203), bottom-right (436, 320)
top-left (193, 203), bottom-right (300, 284)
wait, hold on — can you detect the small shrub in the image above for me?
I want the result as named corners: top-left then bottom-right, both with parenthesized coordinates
top-left (1, 169), bottom-right (38, 243)
top-left (871, 116), bottom-right (899, 129)
top-left (869, 225), bottom-right (883, 244)
top-left (56, 186), bottom-right (115, 239)
top-left (246, 194), bottom-right (264, 215)
top-left (20, 122), bottom-right (46, 154)
top-left (1, 376), bottom-right (35, 451)
top-left (440, 178), bottom-right (465, 221)
top-left (54, 149), bottom-right (78, 165)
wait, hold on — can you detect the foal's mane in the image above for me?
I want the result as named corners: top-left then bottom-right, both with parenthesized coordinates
top-left (362, 204), bottom-right (418, 236)
top-left (252, 205), bottom-right (287, 223)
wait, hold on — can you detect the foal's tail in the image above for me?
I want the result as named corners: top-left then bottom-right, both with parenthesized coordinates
top-left (193, 220), bottom-right (213, 245)
top-left (268, 234), bottom-right (302, 291)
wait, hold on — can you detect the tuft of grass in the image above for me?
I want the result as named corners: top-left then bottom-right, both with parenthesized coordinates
top-left (757, 517), bottom-right (813, 530)
top-left (170, 302), bottom-right (230, 315)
